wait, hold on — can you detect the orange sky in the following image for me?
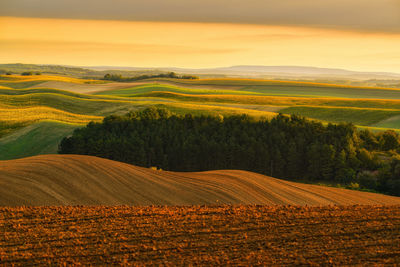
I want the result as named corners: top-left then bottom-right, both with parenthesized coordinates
top-left (1, 16), bottom-right (400, 72)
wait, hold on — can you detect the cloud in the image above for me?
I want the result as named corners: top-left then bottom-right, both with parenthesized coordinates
top-left (0, 0), bottom-right (399, 33)
top-left (0, 39), bottom-right (244, 55)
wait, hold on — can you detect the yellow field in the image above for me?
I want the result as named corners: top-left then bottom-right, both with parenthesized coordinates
top-left (0, 74), bottom-right (103, 84)
top-left (135, 91), bottom-right (400, 109)
top-left (158, 77), bottom-right (400, 91)
top-left (3, 74), bottom-right (400, 159)
top-left (0, 107), bottom-right (102, 125)
top-left (159, 102), bottom-right (279, 119)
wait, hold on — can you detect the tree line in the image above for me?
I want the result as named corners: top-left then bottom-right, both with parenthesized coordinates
top-left (102, 72), bottom-right (198, 82)
top-left (0, 71), bottom-right (41, 75)
top-left (59, 107), bottom-right (400, 196)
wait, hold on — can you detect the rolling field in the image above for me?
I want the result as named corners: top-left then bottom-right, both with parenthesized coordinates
top-left (1, 205), bottom-right (399, 265)
top-left (0, 122), bottom-right (78, 160)
top-left (94, 83), bottom-right (263, 96)
top-left (0, 75), bottom-right (104, 91)
top-left (2, 75), bottom-right (400, 266)
top-left (280, 106), bottom-right (400, 126)
top-left (3, 74), bottom-right (400, 159)
top-left (0, 107), bottom-right (101, 125)
top-left (149, 78), bottom-right (400, 98)
top-left (27, 80), bottom-right (139, 94)
top-left (94, 80), bottom-right (400, 127)
top-left (1, 154), bottom-right (400, 206)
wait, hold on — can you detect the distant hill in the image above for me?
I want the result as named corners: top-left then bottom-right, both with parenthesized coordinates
top-left (0, 63), bottom-right (167, 78)
top-left (1, 154), bottom-right (400, 206)
top-left (87, 65), bottom-right (400, 80)
top-left (214, 65), bottom-right (400, 77)
top-left (2, 63), bottom-right (400, 82)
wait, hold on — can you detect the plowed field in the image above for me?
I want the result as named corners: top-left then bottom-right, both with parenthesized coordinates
top-left (1, 205), bottom-right (399, 265)
top-left (1, 155), bottom-right (400, 206)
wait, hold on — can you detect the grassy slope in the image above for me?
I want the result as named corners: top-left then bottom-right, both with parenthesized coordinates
top-left (0, 74), bottom-right (103, 84)
top-left (0, 121), bottom-right (78, 160)
top-left (0, 76), bottom-right (279, 159)
top-left (0, 107), bottom-right (101, 124)
top-left (280, 106), bottom-right (400, 126)
top-left (0, 76), bottom-right (103, 159)
top-left (126, 91), bottom-right (400, 109)
top-left (96, 83), bottom-right (400, 128)
top-left (0, 92), bottom-right (139, 116)
top-left (3, 74), bottom-right (400, 159)
top-left (372, 115), bottom-right (400, 129)
top-left (152, 78), bottom-right (400, 99)
top-left (96, 80), bottom-right (400, 99)
top-left (94, 83), bottom-right (262, 96)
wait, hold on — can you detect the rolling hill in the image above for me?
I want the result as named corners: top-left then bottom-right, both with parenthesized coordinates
top-left (1, 154), bottom-right (399, 206)
top-left (0, 121), bottom-right (77, 160)
top-left (3, 73), bottom-right (400, 161)
top-left (4, 63), bottom-right (400, 81)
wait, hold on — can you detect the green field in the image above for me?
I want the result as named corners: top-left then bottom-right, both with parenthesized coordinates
top-left (0, 121), bottom-right (77, 160)
top-left (280, 106), bottom-right (400, 126)
top-left (95, 83), bottom-right (263, 96)
top-left (2, 74), bottom-right (400, 160)
top-left (152, 78), bottom-right (400, 99)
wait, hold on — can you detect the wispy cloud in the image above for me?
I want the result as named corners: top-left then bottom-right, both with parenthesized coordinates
top-left (1, 16), bottom-right (400, 72)
top-left (1, 0), bottom-right (399, 33)
top-left (0, 39), bottom-right (244, 55)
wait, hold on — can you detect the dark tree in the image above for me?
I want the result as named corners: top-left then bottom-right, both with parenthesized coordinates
top-left (59, 108), bottom-right (400, 196)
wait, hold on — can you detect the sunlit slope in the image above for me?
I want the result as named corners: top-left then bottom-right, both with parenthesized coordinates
top-left (1, 154), bottom-right (399, 206)
top-left (4, 75), bottom-right (400, 99)
top-left (0, 90), bottom-right (141, 116)
top-left (280, 106), bottom-right (400, 126)
top-left (28, 80), bottom-right (139, 94)
top-left (94, 83), bottom-right (262, 96)
top-left (372, 115), bottom-right (400, 129)
top-left (0, 75), bottom-right (104, 90)
top-left (0, 121), bottom-right (77, 160)
top-left (0, 107), bottom-right (101, 125)
top-left (3, 75), bottom-right (400, 161)
top-left (122, 91), bottom-right (400, 109)
top-left (0, 84), bottom-right (278, 160)
top-left (98, 87), bottom-right (400, 128)
top-left (94, 80), bottom-right (400, 99)
top-left (145, 78), bottom-right (400, 99)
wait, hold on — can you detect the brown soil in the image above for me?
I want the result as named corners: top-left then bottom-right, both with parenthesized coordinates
top-left (1, 154), bottom-right (399, 206)
top-left (1, 205), bottom-right (399, 265)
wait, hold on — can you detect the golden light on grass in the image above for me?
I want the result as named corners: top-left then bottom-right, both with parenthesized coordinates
top-left (0, 74), bottom-right (102, 84)
top-left (0, 106), bottom-right (102, 124)
top-left (1, 16), bottom-right (400, 72)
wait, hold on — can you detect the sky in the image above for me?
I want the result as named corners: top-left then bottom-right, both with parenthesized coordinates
top-left (1, 0), bottom-right (400, 72)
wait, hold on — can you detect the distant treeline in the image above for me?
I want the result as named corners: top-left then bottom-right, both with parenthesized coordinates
top-left (0, 70), bottom-right (41, 76)
top-left (59, 108), bottom-right (400, 196)
top-left (102, 72), bottom-right (198, 82)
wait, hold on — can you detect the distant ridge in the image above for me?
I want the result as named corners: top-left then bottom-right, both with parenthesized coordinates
top-left (1, 154), bottom-right (400, 206)
top-left (1, 63), bottom-right (400, 79)
top-left (87, 65), bottom-right (400, 79)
